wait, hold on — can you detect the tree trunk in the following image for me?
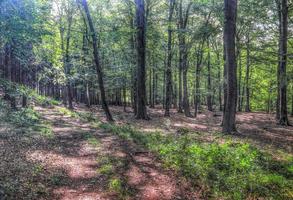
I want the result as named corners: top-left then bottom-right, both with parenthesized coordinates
top-left (149, 65), bottom-right (152, 107)
top-left (164, 0), bottom-right (175, 117)
top-left (291, 91), bottom-right (293, 117)
top-left (85, 82), bottom-right (90, 107)
top-left (237, 47), bottom-right (242, 111)
top-left (245, 33), bottom-right (251, 112)
top-left (194, 61), bottom-right (201, 117)
top-left (178, 0), bottom-right (191, 116)
top-left (81, 0), bottom-right (114, 122)
top-left (216, 52), bottom-right (223, 111)
top-left (135, 0), bottom-right (149, 119)
top-left (222, 0), bottom-right (238, 133)
top-left (278, 0), bottom-right (289, 125)
top-left (151, 65), bottom-right (155, 108)
top-left (194, 43), bottom-right (204, 117)
top-left (207, 40), bottom-right (213, 111)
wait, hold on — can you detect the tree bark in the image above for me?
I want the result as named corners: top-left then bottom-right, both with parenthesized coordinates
top-left (222, 0), bottom-right (238, 133)
top-left (237, 46), bottom-right (242, 111)
top-left (135, 0), bottom-right (149, 119)
top-left (178, 0), bottom-right (192, 117)
top-left (245, 33), bottom-right (251, 112)
top-left (164, 0), bottom-right (175, 117)
top-left (207, 40), bottom-right (213, 111)
top-left (81, 0), bottom-right (114, 122)
top-left (278, 0), bottom-right (289, 125)
top-left (194, 42), bottom-right (204, 117)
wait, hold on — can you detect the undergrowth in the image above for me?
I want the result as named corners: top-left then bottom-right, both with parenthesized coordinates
top-left (57, 107), bottom-right (99, 123)
top-left (99, 123), bottom-right (293, 200)
top-left (0, 78), bottom-right (59, 107)
top-left (0, 98), bottom-right (53, 137)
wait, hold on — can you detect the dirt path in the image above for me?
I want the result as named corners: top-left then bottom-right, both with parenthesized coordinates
top-left (24, 107), bottom-right (195, 200)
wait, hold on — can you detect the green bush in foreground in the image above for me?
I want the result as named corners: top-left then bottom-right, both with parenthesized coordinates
top-left (99, 123), bottom-right (293, 200)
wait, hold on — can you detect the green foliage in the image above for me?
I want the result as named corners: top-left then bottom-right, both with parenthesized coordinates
top-left (0, 78), bottom-right (60, 107)
top-left (108, 178), bottom-right (123, 193)
top-left (0, 96), bottom-right (53, 138)
top-left (57, 107), bottom-right (99, 122)
top-left (100, 123), bottom-right (293, 200)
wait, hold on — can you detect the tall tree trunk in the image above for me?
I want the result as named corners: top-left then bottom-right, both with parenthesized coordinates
top-left (149, 65), bottom-right (152, 107)
top-left (194, 60), bottom-right (201, 117)
top-left (194, 43), bottom-right (204, 117)
top-left (237, 47), bottom-right (242, 111)
top-left (178, 60), bottom-right (183, 113)
top-left (81, 0), bottom-right (114, 122)
top-left (276, 0), bottom-right (281, 120)
top-left (222, 0), bottom-right (238, 133)
top-left (135, 0), bottom-right (149, 119)
top-left (178, 0), bottom-right (192, 116)
top-left (207, 40), bottom-right (213, 111)
top-left (278, 0), bottom-right (289, 125)
top-left (164, 0), bottom-right (175, 117)
top-left (245, 33), bottom-right (251, 112)
top-left (85, 82), bottom-right (90, 107)
top-left (291, 92), bottom-right (293, 116)
top-left (216, 52), bottom-right (223, 111)
top-left (151, 65), bottom-right (155, 108)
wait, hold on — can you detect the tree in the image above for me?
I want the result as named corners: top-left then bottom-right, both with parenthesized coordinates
top-left (276, 0), bottom-right (289, 125)
top-left (222, 0), bottom-right (238, 133)
top-left (177, 0), bottom-right (192, 117)
top-left (135, 0), bottom-right (149, 120)
top-left (165, 0), bottom-right (176, 117)
top-left (80, 0), bottom-right (114, 122)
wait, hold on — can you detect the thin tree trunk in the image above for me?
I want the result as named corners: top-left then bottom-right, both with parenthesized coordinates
top-left (207, 40), bottom-right (212, 111)
top-left (81, 0), bottom-right (114, 122)
top-left (85, 82), bottom-right (90, 107)
top-left (216, 52), bottom-right (223, 111)
top-left (237, 47), bottom-right (242, 111)
top-left (245, 33), bottom-right (251, 112)
top-left (222, 0), bottom-right (238, 133)
top-left (194, 43), bottom-right (204, 117)
top-left (149, 65), bottom-right (152, 106)
top-left (151, 65), bottom-right (155, 108)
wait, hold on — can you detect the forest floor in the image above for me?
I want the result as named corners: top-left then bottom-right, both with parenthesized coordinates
top-left (0, 103), bottom-right (292, 200)
top-left (96, 106), bottom-right (293, 154)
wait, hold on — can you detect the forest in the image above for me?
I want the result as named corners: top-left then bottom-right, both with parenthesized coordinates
top-left (0, 0), bottom-right (292, 199)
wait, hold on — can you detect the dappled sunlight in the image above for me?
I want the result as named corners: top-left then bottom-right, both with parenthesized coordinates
top-left (26, 150), bottom-right (98, 179)
top-left (53, 188), bottom-right (106, 200)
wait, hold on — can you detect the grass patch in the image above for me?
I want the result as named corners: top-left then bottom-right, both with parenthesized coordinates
top-left (87, 137), bottom-right (100, 147)
top-left (57, 107), bottom-right (99, 123)
top-left (0, 99), bottom-right (53, 138)
top-left (99, 123), bottom-right (293, 200)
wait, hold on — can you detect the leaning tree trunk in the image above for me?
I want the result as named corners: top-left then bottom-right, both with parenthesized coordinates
top-left (164, 0), bottom-right (175, 117)
top-left (222, 0), bottom-right (238, 133)
top-left (278, 0), bottom-right (289, 125)
top-left (135, 0), bottom-right (149, 119)
top-left (81, 0), bottom-right (113, 122)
